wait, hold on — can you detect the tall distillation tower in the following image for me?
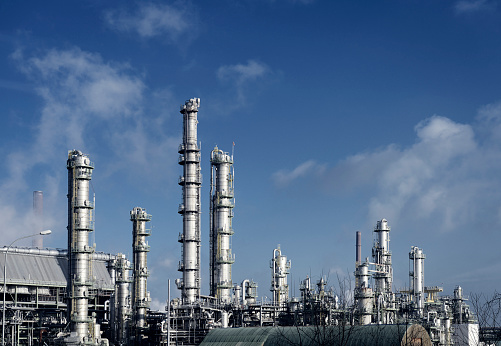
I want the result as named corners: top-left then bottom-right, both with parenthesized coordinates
top-left (372, 218), bottom-right (394, 323)
top-left (113, 254), bottom-right (131, 346)
top-left (409, 246), bottom-right (426, 317)
top-left (209, 146), bottom-right (235, 303)
top-left (130, 207), bottom-right (152, 343)
top-left (67, 150), bottom-right (95, 343)
top-left (270, 245), bottom-right (291, 306)
top-left (177, 98), bottom-right (202, 304)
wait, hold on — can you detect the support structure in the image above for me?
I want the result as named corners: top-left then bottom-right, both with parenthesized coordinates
top-left (270, 245), bottom-right (291, 306)
top-left (177, 98), bottom-right (202, 304)
top-left (130, 207), bottom-right (152, 344)
top-left (209, 146), bottom-right (235, 303)
top-left (66, 150), bottom-right (96, 344)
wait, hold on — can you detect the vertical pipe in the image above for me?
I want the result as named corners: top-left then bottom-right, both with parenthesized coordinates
top-left (210, 146), bottom-right (235, 303)
top-left (410, 246), bottom-right (426, 316)
top-left (356, 231), bottom-right (361, 266)
top-left (130, 207), bottom-right (151, 343)
top-left (177, 98), bottom-right (202, 304)
top-left (67, 150), bottom-right (95, 343)
top-left (32, 191), bottom-right (43, 248)
top-left (115, 254), bottom-right (131, 345)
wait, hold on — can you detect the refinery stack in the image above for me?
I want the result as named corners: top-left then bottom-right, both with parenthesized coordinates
top-left (0, 98), bottom-right (484, 346)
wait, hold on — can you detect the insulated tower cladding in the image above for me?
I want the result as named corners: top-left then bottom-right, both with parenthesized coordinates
top-left (209, 146), bottom-right (235, 303)
top-left (67, 150), bottom-right (95, 342)
top-left (177, 98), bottom-right (202, 304)
top-left (130, 207), bottom-right (152, 340)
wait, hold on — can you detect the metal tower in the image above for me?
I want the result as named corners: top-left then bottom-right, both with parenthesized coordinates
top-left (66, 150), bottom-right (95, 343)
top-left (270, 245), bottom-right (291, 306)
top-left (114, 254), bottom-right (131, 345)
top-left (32, 191), bottom-right (44, 248)
top-left (209, 146), bottom-right (235, 303)
top-left (409, 246), bottom-right (426, 317)
top-left (372, 218), bottom-right (394, 324)
top-left (176, 98), bottom-right (202, 304)
top-left (372, 219), bottom-right (393, 295)
top-left (130, 207), bottom-right (151, 343)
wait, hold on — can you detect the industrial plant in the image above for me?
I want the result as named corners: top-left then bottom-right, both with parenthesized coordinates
top-left (0, 98), bottom-right (488, 345)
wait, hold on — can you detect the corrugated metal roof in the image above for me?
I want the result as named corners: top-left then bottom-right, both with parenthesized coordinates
top-left (0, 248), bottom-right (114, 290)
top-left (200, 327), bottom-right (274, 346)
top-left (200, 325), bottom-right (432, 346)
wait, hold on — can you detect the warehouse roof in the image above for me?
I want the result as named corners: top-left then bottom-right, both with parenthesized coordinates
top-left (0, 247), bottom-right (115, 290)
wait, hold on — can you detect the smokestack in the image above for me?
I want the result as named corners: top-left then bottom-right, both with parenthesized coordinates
top-left (356, 231), bottom-right (361, 266)
top-left (32, 191), bottom-right (44, 248)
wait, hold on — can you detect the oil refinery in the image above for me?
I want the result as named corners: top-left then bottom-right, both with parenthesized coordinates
top-left (0, 98), bottom-right (489, 345)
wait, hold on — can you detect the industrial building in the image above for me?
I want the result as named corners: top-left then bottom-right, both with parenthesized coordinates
top-left (0, 98), bottom-right (487, 345)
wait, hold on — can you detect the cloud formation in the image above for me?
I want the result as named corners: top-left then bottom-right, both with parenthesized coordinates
top-left (215, 60), bottom-right (272, 110)
top-left (272, 160), bottom-right (326, 187)
top-left (1, 47), bottom-right (177, 244)
top-left (454, 0), bottom-right (496, 14)
top-left (104, 2), bottom-right (195, 42)
top-left (273, 111), bottom-right (501, 233)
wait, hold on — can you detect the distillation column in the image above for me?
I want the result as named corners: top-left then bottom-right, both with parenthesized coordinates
top-left (409, 246), bottom-right (426, 317)
top-left (209, 146), bottom-right (235, 303)
top-left (177, 98), bottom-right (202, 304)
top-left (372, 219), bottom-right (394, 324)
top-left (354, 231), bottom-right (373, 325)
top-left (270, 245), bottom-right (291, 306)
top-left (67, 150), bottom-right (95, 343)
top-left (115, 254), bottom-right (131, 345)
top-left (131, 207), bottom-right (151, 343)
top-left (372, 219), bottom-right (393, 295)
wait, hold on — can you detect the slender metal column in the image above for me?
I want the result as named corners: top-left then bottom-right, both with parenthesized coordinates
top-left (131, 207), bottom-right (151, 343)
top-left (67, 150), bottom-right (95, 342)
top-left (210, 146), bottom-right (235, 303)
top-left (176, 98), bottom-right (202, 304)
top-left (270, 245), bottom-right (291, 306)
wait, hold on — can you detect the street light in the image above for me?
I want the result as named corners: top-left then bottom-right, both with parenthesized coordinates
top-left (2, 230), bottom-right (51, 346)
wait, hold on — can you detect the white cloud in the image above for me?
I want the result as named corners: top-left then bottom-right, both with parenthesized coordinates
top-left (104, 3), bottom-right (195, 42)
top-left (454, 0), bottom-right (496, 14)
top-left (275, 111), bottom-right (501, 234)
top-left (217, 60), bottom-right (270, 86)
top-left (272, 160), bottom-right (326, 187)
top-left (215, 60), bottom-right (272, 110)
top-left (0, 47), bottom-right (177, 244)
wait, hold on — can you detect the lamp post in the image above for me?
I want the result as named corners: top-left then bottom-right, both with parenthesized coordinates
top-left (2, 230), bottom-right (51, 346)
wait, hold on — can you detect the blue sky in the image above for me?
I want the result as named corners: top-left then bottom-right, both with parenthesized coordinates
top-left (2, 0), bottom-right (501, 309)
